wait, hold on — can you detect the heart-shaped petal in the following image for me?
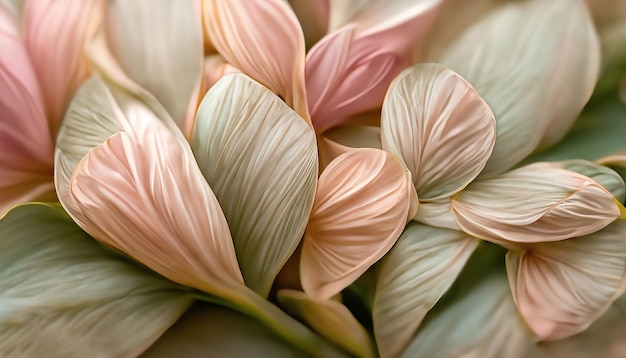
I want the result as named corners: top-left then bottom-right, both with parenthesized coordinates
top-left (278, 290), bottom-right (375, 358)
top-left (301, 148), bottom-right (417, 300)
top-left (373, 222), bottom-right (479, 358)
top-left (55, 75), bottom-right (244, 299)
top-left (432, 0), bottom-right (600, 175)
top-left (0, 6), bottom-right (55, 214)
top-left (23, 0), bottom-right (103, 134)
top-left (192, 73), bottom-right (317, 298)
top-left (381, 63), bottom-right (496, 200)
top-left (203, 0), bottom-right (308, 120)
top-left (506, 219), bottom-right (626, 340)
top-left (0, 203), bottom-right (193, 357)
top-left (105, 0), bottom-right (204, 135)
top-left (451, 162), bottom-right (621, 245)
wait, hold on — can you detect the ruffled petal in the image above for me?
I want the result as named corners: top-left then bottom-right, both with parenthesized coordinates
top-left (373, 222), bottom-right (479, 358)
top-left (301, 148), bottom-right (417, 299)
top-left (506, 219), bottom-right (626, 340)
top-left (381, 63), bottom-right (496, 200)
top-left (192, 73), bottom-right (317, 297)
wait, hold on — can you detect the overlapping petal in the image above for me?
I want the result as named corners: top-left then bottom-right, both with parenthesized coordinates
top-left (192, 73), bottom-right (317, 298)
top-left (548, 159), bottom-right (626, 202)
top-left (451, 163), bottom-right (621, 245)
top-left (288, 0), bottom-right (329, 48)
top-left (373, 222), bottom-right (479, 358)
top-left (306, 3), bottom-right (439, 133)
top-left (203, 0), bottom-right (309, 120)
top-left (23, 0), bottom-right (103, 134)
top-left (0, 6), bottom-right (54, 214)
top-left (412, 199), bottom-right (460, 230)
top-left (506, 219), bottom-right (626, 340)
top-left (381, 63), bottom-right (496, 200)
top-left (55, 76), bottom-right (244, 298)
top-left (106, 0), bottom-right (204, 134)
top-left (0, 203), bottom-right (193, 357)
top-left (432, 0), bottom-right (600, 176)
top-left (278, 290), bottom-right (375, 358)
top-left (301, 148), bottom-right (417, 300)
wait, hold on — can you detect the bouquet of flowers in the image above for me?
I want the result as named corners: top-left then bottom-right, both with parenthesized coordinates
top-left (2, 0), bottom-right (626, 356)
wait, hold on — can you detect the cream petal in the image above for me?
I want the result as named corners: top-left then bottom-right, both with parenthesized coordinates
top-left (451, 163), bottom-right (621, 245)
top-left (547, 159), bottom-right (626, 203)
top-left (0, 6), bottom-right (54, 214)
top-left (55, 76), bottom-right (244, 298)
top-left (381, 63), bottom-right (496, 200)
top-left (306, 4), bottom-right (439, 134)
top-left (373, 222), bottom-right (479, 358)
top-left (23, 0), bottom-right (103, 134)
top-left (278, 290), bottom-right (375, 358)
top-left (402, 271), bottom-right (532, 358)
top-left (192, 73), bottom-right (317, 298)
top-left (506, 219), bottom-right (626, 340)
top-left (432, 0), bottom-right (600, 176)
top-left (412, 198), bottom-right (460, 230)
top-left (0, 203), bottom-right (193, 357)
top-left (203, 0), bottom-right (308, 120)
top-left (106, 0), bottom-right (204, 133)
top-left (301, 148), bottom-right (417, 300)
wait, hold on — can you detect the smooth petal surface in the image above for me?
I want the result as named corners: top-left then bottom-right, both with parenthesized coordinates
top-left (412, 198), bottom-right (460, 230)
top-left (203, 0), bottom-right (308, 120)
top-left (0, 203), bottom-right (193, 357)
top-left (381, 63), bottom-right (496, 200)
top-left (106, 0), bottom-right (204, 134)
top-left (301, 148), bottom-right (417, 300)
top-left (432, 0), bottom-right (600, 176)
top-left (451, 163), bottom-right (620, 245)
top-left (0, 6), bottom-right (54, 214)
top-left (373, 222), bottom-right (479, 358)
top-left (23, 0), bottom-right (103, 134)
top-left (55, 76), bottom-right (244, 298)
top-left (278, 290), bottom-right (375, 358)
top-left (306, 3), bottom-right (439, 133)
top-left (506, 219), bottom-right (626, 340)
top-left (192, 73), bottom-right (317, 298)
top-left (403, 271), bottom-right (532, 358)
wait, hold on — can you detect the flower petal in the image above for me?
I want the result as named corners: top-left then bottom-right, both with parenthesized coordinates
top-left (0, 203), bottom-right (193, 357)
top-left (301, 148), bottom-right (417, 300)
top-left (412, 198), bottom-right (460, 230)
top-left (288, 0), bottom-right (329, 48)
top-left (192, 73), bottom-right (317, 298)
top-left (55, 76), bottom-right (244, 298)
top-left (23, 0), bottom-right (103, 134)
top-left (203, 0), bottom-right (308, 120)
top-left (403, 271), bottom-right (532, 357)
top-left (0, 6), bottom-right (54, 214)
top-left (381, 63), bottom-right (496, 200)
top-left (506, 219), bottom-right (626, 340)
top-left (548, 159), bottom-right (626, 203)
top-left (373, 222), bottom-right (479, 358)
top-left (306, 3), bottom-right (439, 133)
top-left (433, 0), bottom-right (600, 175)
top-left (451, 163), bottom-right (621, 245)
top-left (106, 0), bottom-right (204, 134)
top-left (278, 290), bottom-right (375, 358)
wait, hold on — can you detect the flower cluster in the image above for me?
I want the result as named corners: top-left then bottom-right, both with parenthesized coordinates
top-left (2, 0), bottom-right (626, 357)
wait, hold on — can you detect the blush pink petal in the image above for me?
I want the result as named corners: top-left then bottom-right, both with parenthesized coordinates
top-left (506, 219), bottom-right (626, 340)
top-left (305, 4), bottom-right (439, 134)
top-left (23, 0), bottom-right (103, 135)
top-left (451, 163), bottom-right (620, 245)
top-left (300, 148), bottom-right (417, 300)
top-left (0, 6), bottom-right (54, 214)
top-left (203, 0), bottom-right (309, 121)
top-left (381, 63), bottom-right (496, 200)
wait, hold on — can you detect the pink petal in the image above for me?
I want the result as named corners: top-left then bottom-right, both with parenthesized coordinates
top-left (305, 4), bottom-right (439, 133)
top-left (203, 0), bottom-right (309, 121)
top-left (0, 6), bottom-right (54, 214)
top-left (381, 63), bottom-right (496, 200)
top-left (23, 0), bottom-right (103, 135)
top-left (300, 148), bottom-right (417, 300)
top-left (451, 163), bottom-right (620, 245)
top-left (507, 219), bottom-right (626, 340)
